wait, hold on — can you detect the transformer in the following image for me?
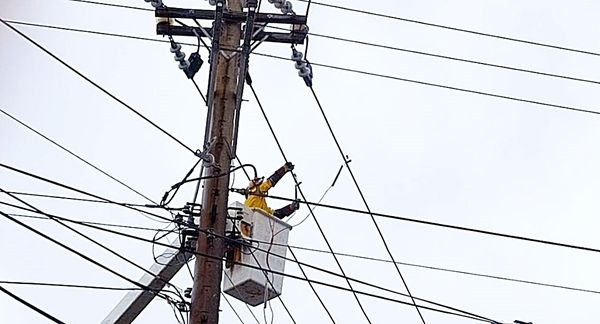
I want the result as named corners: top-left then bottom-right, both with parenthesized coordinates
top-left (223, 202), bottom-right (292, 306)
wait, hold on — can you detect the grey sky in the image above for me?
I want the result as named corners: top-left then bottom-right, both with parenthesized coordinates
top-left (2, 0), bottom-right (600, 323)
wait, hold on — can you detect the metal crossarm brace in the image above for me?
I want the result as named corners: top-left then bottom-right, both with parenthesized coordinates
top-left (156, 7), bottom-right (307, 25)
top-left (157, 25), bottom-right (307, 44)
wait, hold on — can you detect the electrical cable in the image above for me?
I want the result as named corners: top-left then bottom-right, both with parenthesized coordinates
top-left (2, 198), bottom-right (497, 323)
top-left (0, 210), bottom-right (182, 306)
top-left (295, 0), bottom-right (600, 58)
top-left (0, 284), bottom-right (65, 324)
top-left (5, 211), bottom-right (173, 233)
top-left (66, 0), bottom-right (152, 12)
top-left (258, 241), bottom-right (600, 295)
top-left (245, 191), bottom-right (600, 255)
top-left (0, 190), bottom-right (187, 303)
top-left (248, 79), bottom-right (367, 323)
top-left (23, 209), bottom-right (498, 323)
top-left (8, 19), bottom-right (600, 117)
top-left (0, 107), bottom-right (160, 206)
top-left (221, 292), bottom-right (248, 324)
top-left (264, 25), bottom-right (600, 86)
top-left (0, 280), bottom-right (145, 291)
top-left (0, 19), bottom-right (198, 155)
top-left (308, 86), bottom-right (426, 323)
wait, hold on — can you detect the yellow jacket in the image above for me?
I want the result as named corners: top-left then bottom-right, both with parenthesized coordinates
top-left (244, 179), bottom-right (274, 214)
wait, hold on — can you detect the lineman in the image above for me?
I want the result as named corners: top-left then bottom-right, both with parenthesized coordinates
top-left (244, 162), bottom-right (299, 219)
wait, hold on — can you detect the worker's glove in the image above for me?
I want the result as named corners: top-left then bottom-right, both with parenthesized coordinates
top-left (284, 162), bottom-right (295, 172)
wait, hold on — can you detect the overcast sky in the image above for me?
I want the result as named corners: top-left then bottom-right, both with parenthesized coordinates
top-left (2, 0), bottom-right (600, 323)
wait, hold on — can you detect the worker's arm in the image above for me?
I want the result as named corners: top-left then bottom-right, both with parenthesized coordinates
top-left (267, 162), bottom-right (294, 187)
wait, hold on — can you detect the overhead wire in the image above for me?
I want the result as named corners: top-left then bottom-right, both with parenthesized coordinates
top-left (296, 0), bottom-right (600, 58)
top-left (0, 19), bottom-right (198, 155)
top-left (0, 190), bottom-right (187, 303)
top-left (0, 284), bottom-right (65, 324)
top-left (0, 210), bottom-right (183, 307)
top-left (0, 107), bottom-right (160, 206)
top-left (0, 280), bottom-right (146, 291)
top-left (1, 184), bottom-right (498, 323)
top-left (247, 81), bottom-right (363, 323)
top-left (248, 192), bottom-right (600, 255)
top-left (8, 19), bottom-right (600, 117)
top-left (307, 86), bottom-right (426, 323)
top-left (252, 239), bottom-right (600, 295)
top-left (264, 25), bottom-right (600, 86)
top-left (19, 207), bottom-right (498, 323)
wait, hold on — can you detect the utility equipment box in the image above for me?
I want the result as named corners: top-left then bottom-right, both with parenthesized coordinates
top-left (223, 202), bottom-right (292, 306)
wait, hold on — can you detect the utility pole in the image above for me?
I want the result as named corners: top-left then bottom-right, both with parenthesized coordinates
top-left (151, 2), bottom-right (307, 323)
top-left (190, 0), bottom-right (242, 322)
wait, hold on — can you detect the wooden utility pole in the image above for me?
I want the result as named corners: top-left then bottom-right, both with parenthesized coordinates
top-left (190, 0), bottom-right (242, 322)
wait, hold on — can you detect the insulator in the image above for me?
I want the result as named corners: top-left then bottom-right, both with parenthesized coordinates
top-left (298, 67), bottom-right (311, 77)
top-left (267, 0), bottom-right (275, 3)
top-left (274, 0), bottom-right (284, 9)
top-left (208, 0), bottom-right (217, 5)
top-left (150, 0), bottom-right (162, 8)
top-left (179, 60), bottom-right (190, 70)
top-left (295, 61), bottom-right (305, 70)
top-left (291, 50), bottom-right (303, 61)
top-left (174, 51), bottom-right (186, 62)
top-left (144, 0), bottom-right (152, 2)
top-left (170, 43), bottom-right (182, 53)
top-left (282, 1), bottom-right (293, 14)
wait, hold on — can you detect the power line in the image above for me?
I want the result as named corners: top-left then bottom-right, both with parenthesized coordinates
top-left (48, 213), bottom-right (498, 323)
top-left (256, 241), bottom-right (600, 296)
top-left (308, 85), bottom-right (426, 323)
top-left (9, 19), bottom-right (600, 117)
top-left (3, 187), bottom-right (497, 323)
top-left (0, 107), bottom-right (158, 205)
top-left (4, 211), bottom-right (171, 233)
top-left (254, 192), bottom-right (600, 255)
top-left (0, 210), bottom-right (179, 306)
top-left (297, 0), bottom-right (600, 58)
top-left (3, 190), bottom-right (158, 208)
top-left (0, 284), bottom-right (65, 324)
top-left (265, 25), bottom-right (600, 86)
top-left (0, 280), bottom-right (144, 291)
top-left (0, 163), bottom-right (175, 224)
top-left (66, 0), bottom-right (152, 12)
top-left (247, 80), bottom-right (368, 323)
top-left (49, 0), bottom-right (600, 87)
top-left (0, 190), bottom-right (186, 302)
top-left (0, 19), bottom-right (198, 155)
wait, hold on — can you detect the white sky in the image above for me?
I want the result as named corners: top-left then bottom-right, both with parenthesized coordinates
top-left (2, 0), bottom-right (600, 323)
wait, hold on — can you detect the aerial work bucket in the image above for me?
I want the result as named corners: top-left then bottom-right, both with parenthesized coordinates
top-left (223, 202), bottom-right (292, 306)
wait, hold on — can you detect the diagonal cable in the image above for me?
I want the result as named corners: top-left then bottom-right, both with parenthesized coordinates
top-left (0, 19), bottom-right (197, 155)
top-left (308, 86), bottom-right (426, 323)
top-left (247, 81), bottom-right (370, 323)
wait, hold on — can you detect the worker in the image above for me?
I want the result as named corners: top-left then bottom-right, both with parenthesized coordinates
top-left (244, 162), bottom-right (300, 219)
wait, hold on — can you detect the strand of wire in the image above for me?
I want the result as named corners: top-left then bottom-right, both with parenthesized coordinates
top-left (9, 19), bottom-right (600, 117)
top-left (2, 194), bottom-right (496, 323)
top-left (307, 86), bottom-right (426, 322)
top-left (0, 210), bottom-right (183, 307)
top-left (295, 0), bottom-right (600, 58)
top-left (0, 190), bottom-right (187, 303)
top-left (0, 19), bottom-right (198, 155)
top-left (250, 239), bottom-right (600, 295)
top-left (0, 284), bottom-right (65, 324)
top-left (0, 107), bottom-right (160, 206)
top-left (250, 192), bottom-right (600, 255)
top-left (248, 81), bottom-right (364, 323)
top-left (25, 210), bottom-right (497, 323)
top-left (264, 25), bottom-right (600, 86)
top-left (0, 280), bottom-right (150, 291)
